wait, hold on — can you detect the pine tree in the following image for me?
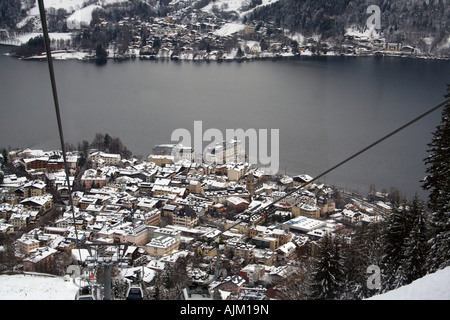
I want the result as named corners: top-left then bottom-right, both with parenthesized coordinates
top-left (341, 236), bottom-right (365, 299)
top-left (1, 148), bottom-right (7, 165)
top-left (343, 222), bottom-right (385, 299)
top-left (103, 133), bottom-right (112, 152)
top-left (310, 233), bottom-right (346, 299)
top-left (422, 84), bottom-right (450, 273)
top-left (95, 44), bottom-right (108, 65)
top-left (381, 200), bottom-right (411, 292)
top-left (401, 195), bottom-right (429, 284)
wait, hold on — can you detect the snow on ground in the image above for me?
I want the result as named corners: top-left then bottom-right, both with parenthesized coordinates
top-left (345, 26), bottom-right (381, 40)
top-left (201, 0), bottom-right (250, 13)
top-left (28, 0), bottom-right (88, 15)
top-left (202, 0), bottom-right (280, 19)
top-left (101, 0), bottom-right (130, 4)
top-left (0, 273), bottom-right (80, 300)
top-left (286, 32), bottom-right (305, 45)
top-left (0, 32), bottom-right (74, 46)
top-left (67, 4), bottom-right (102, 28)
top-left (367, 266), bottom-right (450, 300)
top-left (214, 22), bottom-right (246, 37)
top-left (18, 1), bottom-right (117, 31)
top-left (438, 35), bottom-right (450, 50)
top-left (1, 266), bottom-right (449, 300)
top-left (241, 0), bottom-right (280, 17)
top-left (26, 50), bottom-right (91, 60)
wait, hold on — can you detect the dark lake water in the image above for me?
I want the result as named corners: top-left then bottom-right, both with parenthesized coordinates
top-left (1, 45), bottom-right (449, 200)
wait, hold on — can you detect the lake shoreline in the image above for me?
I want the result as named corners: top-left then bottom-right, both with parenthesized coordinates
top-left (2, 43), bottom-right (449, 63)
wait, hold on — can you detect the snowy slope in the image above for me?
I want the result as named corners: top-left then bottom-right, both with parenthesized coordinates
top-left (1, 266), bottom-right (449, 300)
top-left (201, 0), bottom-right (280, 19)
top-left (201, 0), bottom-right (252, 13)
top-left (214, 22), bottom-right (246, 36)
top-left (367, 266), bottom-right (450, 300)
top-left (0, 273), bottom-right (80, 300)
top-left (6, 0), bottom-right (128, 47)
top-left (67, 4), bottom-right (102, 28)
top-left (28, 0), bottom-right (88, 15)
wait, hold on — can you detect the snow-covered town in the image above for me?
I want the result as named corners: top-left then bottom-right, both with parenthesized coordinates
top-left (1, 1), bottom-right (449, 303)
top-left (0, 137), bottom-right (402, 300)
top-left (2, 0), bottom-right (448, 62)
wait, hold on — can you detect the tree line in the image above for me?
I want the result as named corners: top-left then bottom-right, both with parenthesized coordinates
top-left (65, 132), bottom-right (133, 168)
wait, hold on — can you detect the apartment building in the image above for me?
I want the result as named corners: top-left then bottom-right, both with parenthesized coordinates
top-left (89, 151), bottom-right (122, 168)
top-left (17, 237), bottom-right (40, 254)
top-left (23, 180), bottom-right (46, 198)
top-left (146, 235), bottom-right (180, 256)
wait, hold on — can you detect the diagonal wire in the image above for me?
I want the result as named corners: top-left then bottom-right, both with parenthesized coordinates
top-left (261, 96), bottom-right (450, 219)
top-left (37, 0), bottom-right (83, 261)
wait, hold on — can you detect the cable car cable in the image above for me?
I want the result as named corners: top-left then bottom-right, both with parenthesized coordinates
top-left (261, 96), bottom-right (450, 219)
top-left (37, 0), bottom-right (83, 263)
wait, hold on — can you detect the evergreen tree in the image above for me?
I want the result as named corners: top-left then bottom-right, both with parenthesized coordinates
top-left (342, 222), bottom-right (385, 299)
top-left (310, 233), bottom-right (345, 299)
top-left (91, 133), bottom-right (105, 150)
top-left (104, 133), bottom-right (112, 152)
top-left (95, 44), bottom-right (108, 65)
top-left (381, 200), bottom-right (411, 292)
top-left (341, 236), bottom-right (365, 299)
top-left (1, 148), bottom-right (8, 165)
top-left (422, 84), bottom-right (450, 272)
top-left (401, 195), bottom-right (429, 284)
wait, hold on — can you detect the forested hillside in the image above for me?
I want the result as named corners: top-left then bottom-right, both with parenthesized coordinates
top-left (247, 0), bottom-right (449, 54)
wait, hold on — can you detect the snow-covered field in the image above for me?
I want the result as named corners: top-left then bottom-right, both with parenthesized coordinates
top-left (0, 32), bottom-right (74, 46)
top-left (214, 23), bottom-right (246, 37)
top-left (201, 0), bottom-right (280, 18)
top-left (367, 266), bottom-right (450, 300)
top-left (0, 273), bottom-right (80, 300)
top-left (28, 0), bottom-right (88, 16)
top-left (1, 266), bottom-right (449, 300)
top-left (66, 4), bottom-right (102, 29)
top-left (345, 26), bottom-right (382, 40)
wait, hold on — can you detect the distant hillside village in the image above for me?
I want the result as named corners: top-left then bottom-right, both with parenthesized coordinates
top-left (0, 139), bottom-right (396, 300)
top-left (2, 0), bottom-right (448, 62)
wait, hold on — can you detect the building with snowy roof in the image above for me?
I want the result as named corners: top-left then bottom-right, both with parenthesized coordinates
top-left (213, 275), bottom-right (246, 296)
top-left (80, 169), bottom-right (108, 190)
top-left (281, 216), bottom-right (327, 234)
top-left (239, 264), bottom-right (266, 285)
top-left (292, 174), bottom-right (314, 189)
top-left (226, 196), bottom-right (249, 212)
top-left (23, 247), bottom-right (58, 273)
top-left (17, 237), bottom-right (40, 254)
top-left (0, 203), bottom-right (24, 220)
top-left (23, 180), bottom-right (46, 198)
top-left (20, 194), bottom-right (53, 213)
top-left (276, 241), bottom-right (297, 262)
top-left (89, 151), bottom-right (122, 168)
top-left (146, 235), bottom-right (180, 257)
